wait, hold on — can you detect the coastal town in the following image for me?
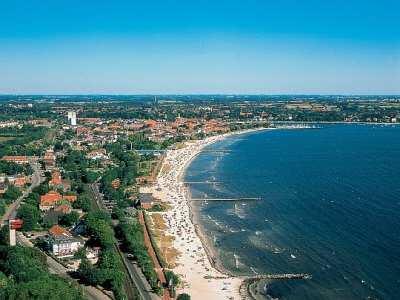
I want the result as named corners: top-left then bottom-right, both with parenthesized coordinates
top-left (0, 96), bottom-right (399, 300)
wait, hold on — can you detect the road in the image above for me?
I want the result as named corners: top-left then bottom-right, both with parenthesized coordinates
top-left (0, 161), bottom-right (43, 226)
top-left (16, 232), bottom-right (112, 300)
top-left (89, 183), bottom-right (159, 300)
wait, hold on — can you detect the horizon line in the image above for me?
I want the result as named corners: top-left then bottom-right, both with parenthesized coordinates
top-left (1, 93), bottom-right (399, 97)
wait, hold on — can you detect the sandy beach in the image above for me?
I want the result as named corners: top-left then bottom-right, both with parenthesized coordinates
top-left (151, 128), bottom-right (268, 300)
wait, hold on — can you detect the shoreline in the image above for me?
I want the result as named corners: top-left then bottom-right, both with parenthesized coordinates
top-left (154, 127), bottom-right (269, 299)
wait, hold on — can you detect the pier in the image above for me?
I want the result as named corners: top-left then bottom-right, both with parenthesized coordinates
top-left (191, 197), bottom-right (261, 202)
top-left (183, 181), bottom-right (222, 184)
top-left (252, 273), bottom-right (312, 280)
top-left (199, 149), bottom-right (232, 153)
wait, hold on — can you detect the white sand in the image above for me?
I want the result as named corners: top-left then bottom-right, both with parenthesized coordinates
top-left (153, 129), bottom-right (268, 300)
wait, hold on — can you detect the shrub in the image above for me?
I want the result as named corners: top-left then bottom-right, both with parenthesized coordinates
top-left (177, 293), bottom-right (191, 300)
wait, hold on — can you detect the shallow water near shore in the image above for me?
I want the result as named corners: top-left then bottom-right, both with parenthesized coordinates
top-left (184, 124), bottom-right (400, 299)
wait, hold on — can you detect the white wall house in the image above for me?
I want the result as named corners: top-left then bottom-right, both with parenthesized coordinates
top-left (48, 225), bottom-right (83, 258)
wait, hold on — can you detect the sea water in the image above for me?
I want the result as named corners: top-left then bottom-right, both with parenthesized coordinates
top-left (184, 124), bottom-right (400, 299)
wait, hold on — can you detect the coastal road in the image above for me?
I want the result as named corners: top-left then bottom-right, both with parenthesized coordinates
top-left (16, 232), bottom-right (112, 300)
top-left (89, 183), bottom-right (160, 300)
top-left (0, 161), bottom-right (43, 227)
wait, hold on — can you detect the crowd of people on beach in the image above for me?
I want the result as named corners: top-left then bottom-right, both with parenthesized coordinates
top-left (154, 135), bottom-right (242, 300)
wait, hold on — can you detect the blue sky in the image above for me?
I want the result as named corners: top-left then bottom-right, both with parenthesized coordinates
top-left (0, 0), bottom-right (399, 94)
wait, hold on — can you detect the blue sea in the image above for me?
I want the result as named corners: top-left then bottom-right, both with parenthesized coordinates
top-left (184, 124), bottom-right (400, 300)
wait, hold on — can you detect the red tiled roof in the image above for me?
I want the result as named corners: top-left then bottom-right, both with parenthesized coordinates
top-left (49, 170), bottom-right (62, 185)
top-left (111, 178), bottom-right (121, 189)
top-left (1, 156), bottom-right (28, 163)
top-left (54, 204), bottom-right (72, 214)
top-left (13, 177), bottom-right (27, 187)
top-left (49, 225), bottom-right (71, 237)
top-left (40, 191), bottom-right (62, 206)
top-left (63, 195), bottom-right (77, 202)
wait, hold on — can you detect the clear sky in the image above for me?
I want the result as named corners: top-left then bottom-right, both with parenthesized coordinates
top-left (0, 0), bottom-right (399, 94)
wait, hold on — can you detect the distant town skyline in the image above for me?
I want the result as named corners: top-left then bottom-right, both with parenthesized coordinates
top-left (0, 0), bottom-right (399, 94)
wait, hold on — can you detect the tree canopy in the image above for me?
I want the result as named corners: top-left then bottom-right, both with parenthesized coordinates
top-left (0, 246), bottom-right (84, 300)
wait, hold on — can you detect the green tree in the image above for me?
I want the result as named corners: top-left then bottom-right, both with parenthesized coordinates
top-left (73, 247), bottom-right (87, 260)
top-left (165, 270), bottom-right (180, 286)
top-left (32, 182), bottom-right (49, 195)
top-left (77, 258), bottom-right (100, 286)
top-left (59, 211), bottom-right (80, 227)
top-left (0, 226), bottom-right (9, 245)
top-left (17, 203), bottom-right (40, 231)
top-left (0, 161), bottom-right (24, 175)
top-left (0, 201), bottom-right (5, 216)
top-left (84, 211), bottom-right (115, 249)
top-left (177, 293), bottom-right (191, 300)
top-left (24, 192), bottom-right (40, 206)
top-left (73, 195), bottom-right (92, 212)
top-left (2, 185), bottom-right (22, 204)
top-left (83, 170), bottom-right (99, 183)
top-left (0, 246), bottom-right (84, 299)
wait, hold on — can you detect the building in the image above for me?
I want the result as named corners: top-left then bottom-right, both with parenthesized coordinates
top-left (0, 121), bottom-right (19, 128)
top-left (77, 117), bottom-right (101, 124)
top-left (1, 156), bottom-right (29, 165)
top-left (145, 119), bottom-right (158, 128)
top-left (13, 176), bottom-right (27, 188)
top-left (86, 149), bottom-right (108, 160)
top-left (67, 111), bottom-right (77, 126)
top-left (43, 150), bottom-right (56, 169)
top-left (40, 191), bottom-right (63, 211)
top-left (62, 195), bottom-right (77, 203)
top-left (137, 193), bottom-right (159, 209)
top-left (111, 178), bottom-right (121, 189)
top-left (49, 169), bottom-right (71, 191)
top-left (39, 191), bottom-right (77, 211)
top-left (49, 170), bottom-right (62, 186)
top-left (54, 204), bottom-right (72, 214)
top-left (47, 225), bottom-right (83, 257)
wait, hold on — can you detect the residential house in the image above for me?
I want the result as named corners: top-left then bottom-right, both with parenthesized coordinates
top-left (13, 176), bottom-right (28, 188)
top-left (54, 204), bottom-right (72, 214)
top-left (86, 149), bottom-right (108, 160)
top-left (40, 191), bottom-right (63, 211)
top-left (111, 178), bottom-right (121, 189)
top-left (47, 225), bottom-right (83, 258)
top-left (49, 170), bottom-right (62, 186)
top-left (43, 150), bottom-right (56, 169)
top-left (49, 170), bottom-right (71, 192)
top-left (63, 195), bottom-right (77, 203)
top-left (39, 191), bottom-right (77, 211)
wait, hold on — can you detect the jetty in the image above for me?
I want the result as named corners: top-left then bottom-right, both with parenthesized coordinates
top-left (191, 197), bottom-right (261, 202)
top-left (251, 273), bottom-right (312, 280)
top-left (183, 181), bottom-right (222, 184)
top-left (199, 149), bottom-right (232, 153)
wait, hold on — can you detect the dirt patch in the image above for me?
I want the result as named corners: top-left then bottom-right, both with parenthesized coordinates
top-left (0, 137), bottom-right (15, 142)
top-left (160, 162), bottom-right (171, 176)
top-left (149, 213), bottom-right (180, 268)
